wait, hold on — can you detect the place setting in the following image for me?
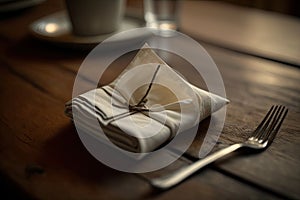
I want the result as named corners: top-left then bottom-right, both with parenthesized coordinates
top-left (0, 0), bottom-right (298, 199)
top-left (64, 40), bottom-right (288, 188)
top-left (31, 0), bottom-right (290, 190)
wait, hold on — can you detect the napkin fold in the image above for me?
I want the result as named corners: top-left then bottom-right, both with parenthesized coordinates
top-left (65, 44), bottom-right (229, 153)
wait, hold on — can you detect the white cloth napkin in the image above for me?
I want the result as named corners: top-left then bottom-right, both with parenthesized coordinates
top-left (65, 44), bottom-right (229, 153)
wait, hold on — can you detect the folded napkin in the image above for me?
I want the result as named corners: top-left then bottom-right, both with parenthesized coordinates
top-left (65, 44), bottom-right (229, 153)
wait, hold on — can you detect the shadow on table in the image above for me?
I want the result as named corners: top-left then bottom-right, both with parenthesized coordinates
top-left (38, 124), bottom-right (120, 183)
top-left (37, 123), bottom-right (152, 198)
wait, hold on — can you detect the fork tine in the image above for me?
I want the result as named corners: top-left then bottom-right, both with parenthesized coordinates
top-left (261, 106), bottom-right (288, 144)
top-left (258, 105), bottom-right (284, 142)
top-left (255, 105), bottom-right (281, 141)
top-left (250, 105), bottom-right (277, 140)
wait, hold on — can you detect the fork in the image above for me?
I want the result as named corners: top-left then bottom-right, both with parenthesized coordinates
top-left (150, 105), bottom-right (288, 190)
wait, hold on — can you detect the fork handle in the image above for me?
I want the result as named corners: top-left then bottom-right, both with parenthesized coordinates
top-left (151, 143), bottom-right (244, 189)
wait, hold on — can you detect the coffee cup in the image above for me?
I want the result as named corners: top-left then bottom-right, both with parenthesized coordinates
top-left (65, 0), bottom-right (125, 36)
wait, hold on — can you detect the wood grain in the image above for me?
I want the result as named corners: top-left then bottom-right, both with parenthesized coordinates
top-left (0, 0), bottom-right (299, 199)
top-left (208, 45), bottom-right (300, 199)
top-left (179, 1), bottom-right (300, 67)
top-left (0, 42), bottom-right (282, 199)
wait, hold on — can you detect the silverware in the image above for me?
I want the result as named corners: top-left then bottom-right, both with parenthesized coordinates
top-left (150, 105), bottom-right (288, 190)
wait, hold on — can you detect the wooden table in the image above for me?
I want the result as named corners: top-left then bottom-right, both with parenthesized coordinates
top-left (0, 0), bottom-right (299, 199)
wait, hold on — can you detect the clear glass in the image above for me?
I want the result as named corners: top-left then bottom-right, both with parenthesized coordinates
top-left (144, 0), bottom-right (179, 30)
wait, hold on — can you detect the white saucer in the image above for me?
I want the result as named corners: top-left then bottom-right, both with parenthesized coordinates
top-left (29, 11), bottom-right (145, 49)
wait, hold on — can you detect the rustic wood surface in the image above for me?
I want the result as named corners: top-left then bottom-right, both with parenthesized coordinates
top-left (179, 1), bottom-right (300, 67)
top-left (0, 0), bottom-right (299, 199)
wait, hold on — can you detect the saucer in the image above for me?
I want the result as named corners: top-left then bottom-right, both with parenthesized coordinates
top-left (29, 11), bottom-right (145, 49)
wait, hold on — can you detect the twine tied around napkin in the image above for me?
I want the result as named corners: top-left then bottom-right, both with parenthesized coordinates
top-left (65, 44), bottom-right (229, 153)
top-left (97, 64), bottom-right (162, 124)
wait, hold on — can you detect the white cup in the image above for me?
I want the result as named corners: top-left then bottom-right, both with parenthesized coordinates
top-left (66, 0), bottom-right (125, 36)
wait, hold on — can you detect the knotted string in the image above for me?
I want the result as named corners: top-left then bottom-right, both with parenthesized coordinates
top-left (134, 64), bottom-right (161, 109)
top-left (95, 64), bottom-right (161, 124)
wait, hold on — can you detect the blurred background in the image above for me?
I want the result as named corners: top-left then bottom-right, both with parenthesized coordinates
top-left (220, 0), bottom-right (299, 17)
top-left (126, 0), bottom-right (300, 17)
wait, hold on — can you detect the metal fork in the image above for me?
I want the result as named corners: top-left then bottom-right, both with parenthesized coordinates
top-left (150, 105), bottom-right (288, 190)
